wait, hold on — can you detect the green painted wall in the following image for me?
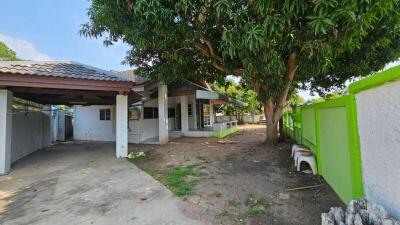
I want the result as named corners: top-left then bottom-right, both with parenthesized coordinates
top-left (318, 107), bottom-right (354, 202)
top-left (301, 109), bottom-right (316, 153)
top-left (283, 96), bottom-right (363, 203)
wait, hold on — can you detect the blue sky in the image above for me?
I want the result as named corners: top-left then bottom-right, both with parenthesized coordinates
top-left (0, 0), bottom-right (131, 71)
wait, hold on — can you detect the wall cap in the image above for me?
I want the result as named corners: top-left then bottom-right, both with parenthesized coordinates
top-left (348, 65), bottom-right (400, 94)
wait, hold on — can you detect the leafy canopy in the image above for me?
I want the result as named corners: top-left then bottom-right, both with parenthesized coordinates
top-left (212, 79), bottom-right (261, 117)
top-left (81, 0), bottom-right (400, 98)
top-left (0, 42), bottom-right (18, 61)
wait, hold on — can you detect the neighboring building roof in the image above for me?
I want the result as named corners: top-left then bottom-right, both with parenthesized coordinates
top-left (119, 69), bottom-right (245, 107)
top-left (119, 70), bottom-right (148, 84)
top-left (348, 65), bottom-right (400, 94)
top-left (0, 61), bottom-right (133, 82)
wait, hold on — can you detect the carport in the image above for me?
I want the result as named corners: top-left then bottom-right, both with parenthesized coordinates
top-left (0, 61), bottom-right (137, 175)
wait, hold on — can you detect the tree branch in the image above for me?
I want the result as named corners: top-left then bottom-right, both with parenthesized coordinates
top-left (273, 52), bottom-right (298, 122)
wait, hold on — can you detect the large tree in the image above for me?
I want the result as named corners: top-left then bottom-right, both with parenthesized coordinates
top-left (81, 0), bottom-right (400, 144)
top-left (0, 42), bottom-right (18, 61)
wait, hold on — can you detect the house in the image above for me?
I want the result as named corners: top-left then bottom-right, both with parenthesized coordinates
top-left (0, 61), bottom-right (243, 175)
top-left (73, 70), bottom-right (245, 144)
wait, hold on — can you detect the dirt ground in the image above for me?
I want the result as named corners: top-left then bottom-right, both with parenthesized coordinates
top-left (129, 124), bottom-right (343, 225)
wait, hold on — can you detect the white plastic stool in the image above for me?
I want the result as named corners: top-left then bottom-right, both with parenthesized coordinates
top-left (291, 144), bottom-right (306, 157)
top-left (297, 154), bottom-right (317, 175)
top-left (294, 149), bottom-right (310, 166)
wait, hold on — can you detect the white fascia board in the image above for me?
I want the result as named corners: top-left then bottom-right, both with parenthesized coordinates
top-left (196, 90), bottom-right (219, 99)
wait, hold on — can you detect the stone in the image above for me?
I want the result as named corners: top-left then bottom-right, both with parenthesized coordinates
top-left (322, 213), bottom-right (335, 225)
top-left (322, 199), bottom-right (400, 225)
top-left (367, 202), bottom-right (389, 224)
top-left (279, 193), bottom-right (290, 200)
top-left (354, 214), bottom-right (363, 225)
top-left (332, 207), bottom-right (345, 223)
top-left (383, 219), bottom-right (395, 225)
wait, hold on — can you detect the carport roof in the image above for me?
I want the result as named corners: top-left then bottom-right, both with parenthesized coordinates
top-left (0, 61), bottom-right (131, 82)
top-left (0, 61), bottom-right (139, 105)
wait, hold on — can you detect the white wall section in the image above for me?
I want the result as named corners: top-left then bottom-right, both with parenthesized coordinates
top-left (74, 105), bottom-right (116, 141)
top-left (11, 112), bottom-right (51, 163)
top-left (356, 80), bottom-right (400, 219)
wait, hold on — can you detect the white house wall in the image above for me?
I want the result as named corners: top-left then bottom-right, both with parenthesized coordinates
top-left (73, 105), bottom-right (116, 141)
top-left (11, 112), bottom-right (51, 163)
top-left (73, 94), bottom-right (196, 144)
top-left (356, 80), bottom-right (400, 219)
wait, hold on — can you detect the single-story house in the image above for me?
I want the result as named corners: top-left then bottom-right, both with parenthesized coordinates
top-left (74, 70), bottom-right (245, 144)
top-left (0, 61), bottom-right (243, 175)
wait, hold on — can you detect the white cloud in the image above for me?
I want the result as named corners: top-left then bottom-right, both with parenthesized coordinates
top-left (0, 33), bottom-right (52, 61)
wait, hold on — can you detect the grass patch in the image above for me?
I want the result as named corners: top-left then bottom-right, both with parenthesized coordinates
top-left (240, 194), bottom-right (270, 219)
top-left (127, 152), bottom-right (152, 163)
top-left (162, 165), bottom-right (200, 196)
top-left (226, 199), bottom-right (241, 207)
top-left (138, 165), bottom-right (203, 197)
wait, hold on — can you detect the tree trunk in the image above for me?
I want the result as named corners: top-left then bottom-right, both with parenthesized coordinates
top-left (263, 99), bottom-right (279, 145)
top-left (257, 52), bottom-right (298, 145)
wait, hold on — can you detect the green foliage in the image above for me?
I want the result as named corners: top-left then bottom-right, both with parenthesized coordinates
top-left (162, 165), bottom-right (200, 196)
top-left (306, 92), bottom-right (344, 104)
top-left (241, 194), bottom-right (270, 218)
top-left (288, 92), bottom-right (306, 108)
top-left (212, 79), bottom-right (261, 120)
top-left (82, 0), bottom-right (400, 93)
top-left (81, 0), bottom-right (400, 136)
top-left (0, 42), bottom-right (18, 61)
top-left (139, 165), bottom-right (202, 197)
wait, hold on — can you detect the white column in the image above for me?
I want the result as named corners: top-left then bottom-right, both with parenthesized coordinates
top-left (192, 97), bottom-right (197, 130)
top-left (116, 94), bottom-right (128, 158)
top-left (180, 95), bottom-right (189, 134)
top-left (158, 84), bottom-right (169, 144)
top-left (0, 90), bottom-right (12, 175)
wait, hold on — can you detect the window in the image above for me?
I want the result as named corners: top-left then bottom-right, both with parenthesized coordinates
top-left (143, 107), bottom-right (159, 119)
top-left (144, 107), bottom-right (154, 119)
top-left (99, 109), bottom-right (111, 121)
top-left (188, 104), bottom-right (192, 116)
top-left (168, 108), bottom-right (176, 118)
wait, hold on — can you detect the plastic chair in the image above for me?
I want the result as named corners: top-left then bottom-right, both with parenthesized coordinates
top-left (291, 144), bottom-right (306, 157)
top-left (294, 149), bottom-right (311, 166)
top-left (297, 154), bottom-right (317, 175)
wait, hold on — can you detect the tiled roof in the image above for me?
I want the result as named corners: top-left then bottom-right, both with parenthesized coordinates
top-left (0, 61), bottom-right (133, 82)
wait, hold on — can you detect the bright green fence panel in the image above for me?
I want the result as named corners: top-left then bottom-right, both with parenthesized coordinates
top-left (318, 106), bottom-right (354, 202)
top-left (301, 108), bottom-right (316, 153)
top-left (286, 96), bottom-right (363, 203)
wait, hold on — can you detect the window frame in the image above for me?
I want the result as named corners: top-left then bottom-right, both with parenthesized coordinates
top-left (188, 103), bottom-right (192, 116)
top-left (99, 108), bottom-right (111, 121)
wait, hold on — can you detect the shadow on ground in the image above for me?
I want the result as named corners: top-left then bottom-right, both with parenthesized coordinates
top-left (130, 124), bottom-right (344, 225)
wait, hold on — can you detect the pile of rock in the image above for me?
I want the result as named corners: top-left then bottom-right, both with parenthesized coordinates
top-left (322, 199), bottom-right (400, 225)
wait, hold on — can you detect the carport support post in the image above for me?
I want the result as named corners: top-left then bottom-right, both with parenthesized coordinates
top-left (158, 83), bottom-right (169, 144)
top-left (0, 90), bottom-right (12, 175)
top-left (180, 95), bottom-right (189, 135)
top-left (116, 94), bottom-right (128, 158)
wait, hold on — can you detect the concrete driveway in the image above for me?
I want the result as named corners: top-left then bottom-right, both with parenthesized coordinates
top-left (0, 142), bottom-right (204, 225)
